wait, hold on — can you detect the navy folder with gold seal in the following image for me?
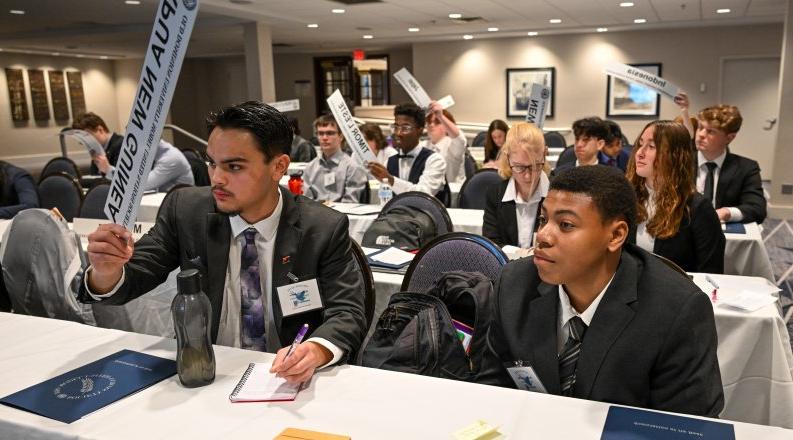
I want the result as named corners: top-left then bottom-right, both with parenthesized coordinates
top-left (0, 349), bottom-right (176, 424)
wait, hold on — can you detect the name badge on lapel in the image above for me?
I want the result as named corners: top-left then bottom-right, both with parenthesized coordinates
top-left (276, 278), bottom-right (323, 317)
top-left (324, 173), bottom-right (336, 187)
top-left (507, 363), bottom-right (547, 393)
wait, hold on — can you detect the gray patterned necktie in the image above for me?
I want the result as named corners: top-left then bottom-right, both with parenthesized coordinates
top-left (240, 228), bottom-right (266, 351)
top-left (559, 316), bottom-right (587, 396)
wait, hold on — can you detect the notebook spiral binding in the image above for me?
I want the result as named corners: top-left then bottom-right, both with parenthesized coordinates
top-left (229, 363), bottom-right (256, 399)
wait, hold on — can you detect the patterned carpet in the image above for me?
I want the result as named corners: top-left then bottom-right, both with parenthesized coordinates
top-left (760, 217), bottom-right (793, 346)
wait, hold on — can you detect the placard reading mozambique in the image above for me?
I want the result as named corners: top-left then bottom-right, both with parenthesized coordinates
top-left (104, 0), bottom-right (199, 228)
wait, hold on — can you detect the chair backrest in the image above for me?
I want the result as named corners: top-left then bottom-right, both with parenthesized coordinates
top-left (472, 131), bottom-right (487, 147)
top-left (458, 169), bottom-right (503, 210)
top-left (543, 131), bottom-right (567, 150)
top-left (349, 240), bottom-right (375, 330)
top-left (463, 151), bottom-right (477, 180)
top-left (359, 180), bottom-right (371, 204)
top-left (40, 156), bottom-right (81, 182)
top-left (79, 181), bottom-right (111, 219)
top-left (401, 232), bottom-right (508, 293)
top-left (652, 252), bottom-right (689, 278)
top-left (382, 191), bottom-right (453, 235)
top-left (0, 209), bottom-right (96, 324)
top-left (37, 172), bottom-right (83, 222)
top-left (180, 148), bottom-right (202, 161)
top-left (555, 145), bottom-right (577, 168)
top-left (185, 155), bottom-right (210, 187)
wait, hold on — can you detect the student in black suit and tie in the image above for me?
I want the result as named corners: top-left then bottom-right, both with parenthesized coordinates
top-left (628, 120), bottom-right (725, 273)
top-left (79, 101), bottom-right (366, 384)
top-left (695, 105), bottom-right (766, 224)
top-left (481, 165), bottom-right (724, 417)
top-left (483, 122), bottom-right (549, 249)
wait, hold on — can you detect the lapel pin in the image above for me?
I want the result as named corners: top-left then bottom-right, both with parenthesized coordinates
top-left (282, 255), bottom-right (290, 264)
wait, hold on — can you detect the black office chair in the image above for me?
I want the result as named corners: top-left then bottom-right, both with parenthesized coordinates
top-left (543, 131), bottom-right (567, 150)
top-left (349, 240), bottom-right (375, 330)
top-left (463, 150), bottom-right (477, 180)
top-left (401, 232), bottom-right (508, 293)
top-left (652, 253), bottom-right (689, 278)
top-left (78, 180), bottom-right (111, 219)
top-left (555, 146), bottom-right (577, 169)
top-left (180, 148), bottom-right (202, 161)
top-left (185, 154), bottom-right (210, 187)
top-left (37, 172), bottom-right (83, 222)
top-left (382, 191), bottom-right (453, 235)
top-left (471, 131), bottom-right (487, 147)
top-left (458, 169), bottom-right (503, 210)
top-left (40, 156), bottom-right (81, 182)
top-left (359, 180), bottom-right (371, 204)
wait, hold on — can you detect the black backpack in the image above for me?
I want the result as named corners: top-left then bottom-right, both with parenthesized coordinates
top-left (361, 271), bottom-right (495, 382)
top-left (361, 205), bottom-right (438, 250)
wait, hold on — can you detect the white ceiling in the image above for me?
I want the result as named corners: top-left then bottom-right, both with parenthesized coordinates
top-left (0, 0), bottom-right (786, 59)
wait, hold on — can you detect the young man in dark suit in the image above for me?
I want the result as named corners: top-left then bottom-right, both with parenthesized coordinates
top-left (80, 101), bottom-right (366, 384)
top-left (481, 165), bottom-right (724, 417)
top-left (695, 105), bottom-right (766, 224)
top-left (552, 117), bottom-right (609, 177)
top-left (72, 112), bottom-right (124, 176)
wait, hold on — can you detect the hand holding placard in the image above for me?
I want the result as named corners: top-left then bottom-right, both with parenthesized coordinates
top-left (326, 90), bottom-right (378, 164)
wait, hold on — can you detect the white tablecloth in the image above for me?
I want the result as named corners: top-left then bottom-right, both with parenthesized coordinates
top-left (0, 313), bottom-right (789, 439)
top-left (370, 271), bottom-right (793, 428)
top-left (724, 223), bottom-right (775, 281)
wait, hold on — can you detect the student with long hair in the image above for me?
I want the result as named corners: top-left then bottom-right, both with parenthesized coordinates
top-left (626, 120), bottom-right (725, 273)
top-left (483, 119), bottom-right (509, 169)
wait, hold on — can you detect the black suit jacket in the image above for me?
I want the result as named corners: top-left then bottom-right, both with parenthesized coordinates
top-left (0, 162), bottom-right (39, 219)
top-left (78, 186), bottom-right (366, 362)
top-left (712, 153), bottom-right (766, 224)
top-left (482, 179), bottom-right (543, 247)
top-left (651, 193), bottom-right (725, 273)
top-left (90, 133), bottom-right (124, 175)
top-left (482, 244), bottom-right (724, 417)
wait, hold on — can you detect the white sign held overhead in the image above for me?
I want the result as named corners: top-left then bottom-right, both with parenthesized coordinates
top-left (326, 90), bottom-right (377, 164)
top-left (269, 99), bottom-right (300, 113)
top-left (436, 94), bottom-right (455, 110)
top-left (394, 68), bottom-right (432, 108)
top-left (104, 0), bottom-right (199, 229)
top-left (525, 83), bottom-right (550, 129)
top-left (604, 62), bottom-right (680, 99)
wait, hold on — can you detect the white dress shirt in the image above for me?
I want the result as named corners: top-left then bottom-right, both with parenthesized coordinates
top-left (425, 132), bottom-right (468, 184)
top-left (575, 156), bottom-right (600, 167)
top-left (391, 146), bottom-right (447, 196)
top-left (375, 146), bottom-right (398, 165)
top-left (635, 185), bottom-right (656, 253)
top-left (696, 150), bottom-right (742, 221)
top-left (557, 273), bottom-right (615, 354)
top-left (501, 172), bottom-right (549, 248)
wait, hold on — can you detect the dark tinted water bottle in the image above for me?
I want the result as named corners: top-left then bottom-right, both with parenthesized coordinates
top-left (172, 268), bottom-right (215, 387)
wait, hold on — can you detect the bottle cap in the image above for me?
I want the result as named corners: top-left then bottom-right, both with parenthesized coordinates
top-left (177, 268), bottom-right (202, 295)
top-left (290, 171), bottom-right (303, 178)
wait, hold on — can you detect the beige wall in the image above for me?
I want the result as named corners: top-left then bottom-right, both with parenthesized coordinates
top-left (769, 3), bottom-right (793, 218)
top-left (413, 24), bottom-right (783, 145)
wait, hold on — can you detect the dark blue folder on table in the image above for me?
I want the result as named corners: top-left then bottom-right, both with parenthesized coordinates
top-left (0, 349), bottom-right (176, 424)
top-left (723, 222), bottom-right (746, 234)
top-left (601, 406), bottom-right (734, 440)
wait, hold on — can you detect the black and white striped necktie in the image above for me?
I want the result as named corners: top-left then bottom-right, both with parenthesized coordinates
top-left (559, 316), bottom-right (587, 396)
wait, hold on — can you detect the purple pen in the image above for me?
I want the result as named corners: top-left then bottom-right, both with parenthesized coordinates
top-left (285, 324), bottom-right (309, 358)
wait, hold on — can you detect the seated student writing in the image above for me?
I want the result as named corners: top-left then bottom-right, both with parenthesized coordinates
top-left (367, 103), bottom-right (449, 200)
top-left (79, 101), bottom-right (367, 384)
top-left (483, 122), bottom-right (549, 249)
top-left (627, 121), bottom-right (725, 273)
top-left (482, 119), bottom-right (509, 169)
top-left (695, 105), bottom-right (766, 224)
top-left (481, 165), bottom-right (724, 418)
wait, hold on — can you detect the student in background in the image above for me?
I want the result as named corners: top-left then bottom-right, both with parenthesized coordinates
top-left (360, 122), bottom-right (396, 165)
top-left (481, 165), bottom-right (724, 418)
top-left (552, 117), bottom-right (609, 177)
top-left (598, 120), bottom-right (630, 172)
top-left (94, 139), bottom-right (194, 192)
top-left (72, 112), bottom-right (124, 176)
top-left (288, 116), bottom-right (317, 163)
top-left (483, 119), bottom-right (509, 169)
top-left (627, 120), bottom-right (725, 273)
top-left (695, 105), bottom-right (766, 224)
top-left (303, 115), bottom-right (368, 203)
top-left (0, 161), bottom-right (39, 219)
top-left (483, 122), bottom-right (548, 249)
top-left (424, 102), bottom-right (468, 184)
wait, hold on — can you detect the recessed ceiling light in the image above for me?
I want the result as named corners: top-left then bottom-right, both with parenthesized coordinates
top-left (52, 52), bottom-right (60, 56)
top-left (307, 23), bottom-right (318, 28)
top-left (125, 0), bottom-right (141, 5)
top-left (463, 34), bottom-right (473, 40)
top-left (527, 31), bottom-right (538, 36)
top-left (549, 19), bottom-right (562, 24)
top-left (332, 8), bottom-right (345, 14)
top-left (619, 2), bottom-right (634, 6)
top-left (100, 55), bottom-right (108, 59)
top-left (634, 18), bottom-right (647, 23)
top-left (488, 27), bottom-right (499, 32)
top-left (716, 8), bottom-right (731, 14)
top-left (76, 54), bottom-right (84, 58)
top-left (597, 27), bottom-right (608, 32)
top-left (408, 27), bottom-right (420, 32)
top-left (362, 34), bottom-right (373, 39)
top-left (9, 9), bottom-right (25, 14)
top-left (449, 13), bottom-right (462, 19)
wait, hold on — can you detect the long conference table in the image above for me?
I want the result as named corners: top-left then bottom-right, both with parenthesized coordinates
top-left (1, 313), bottom-right (791, 439)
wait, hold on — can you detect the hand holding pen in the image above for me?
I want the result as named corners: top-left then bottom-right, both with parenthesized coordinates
top-left (270, 324), bottom-right (333, 384)
top-left (705, 275), bottom-right (719, 302)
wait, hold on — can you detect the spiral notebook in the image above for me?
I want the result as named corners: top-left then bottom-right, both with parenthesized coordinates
top-left (228, 363), bottom-right (301, 402)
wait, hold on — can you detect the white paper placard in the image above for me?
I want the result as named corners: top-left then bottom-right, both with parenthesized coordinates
top-left (436, 94), bottom-right (455, 110)
top-left (62, 129), bottom-right (104, 157)
top-left (393, 67), bottom-right (433, 109)
top-left (104, 0), bottom-right (199, 229)
top-left (525, 83), bottom-right (550, 129)
top-left (73, 218), bottom-right (155, 241)
top-left (326, 90), bottom-right (378, 163)
top-left (268, 99), bottom-right (300, 113)
top-left (604, 62), bottom-right (680, 99)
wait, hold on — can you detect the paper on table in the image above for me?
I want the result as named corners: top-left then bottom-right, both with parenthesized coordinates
top-left (370, 247), bottom-right (415, 266)
top-left (229, 363), bottom-right (300, 402)
top-left (330, 204), bottom-right (382, 216)
top-left (719, 290), bottom-right (778, 312)
top-left (360, 246), bottom-right (380, 256)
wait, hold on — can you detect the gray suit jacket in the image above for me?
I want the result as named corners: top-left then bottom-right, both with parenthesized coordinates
top-left (78, 186), bottom-right (366, 362)
top-left (482, 244), bottom-right (724, 417)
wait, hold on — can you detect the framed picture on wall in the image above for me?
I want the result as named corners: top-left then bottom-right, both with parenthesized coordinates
top-left (506, 67), bottom-right (555, 119)
top-left (606, 63), bottom-right (661, 118)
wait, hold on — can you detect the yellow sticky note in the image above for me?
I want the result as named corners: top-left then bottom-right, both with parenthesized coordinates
top-left (452, 420), bottom-right (501, 440)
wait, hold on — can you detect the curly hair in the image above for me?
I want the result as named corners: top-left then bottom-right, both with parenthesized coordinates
top-left (485, 119), bottom-right (509, 163)
top-left (626, 120), bottom-right (695, 239)
top-left (697, 105), bottom-right (742, 134)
